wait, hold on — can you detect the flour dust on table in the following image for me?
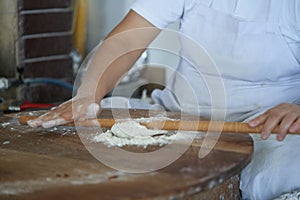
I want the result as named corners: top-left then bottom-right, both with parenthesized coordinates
top-left (93, 118), bottom-right (201, 148)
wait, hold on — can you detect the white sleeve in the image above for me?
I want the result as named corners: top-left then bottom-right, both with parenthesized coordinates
top-left (131, 0), bottom-right (185, 29)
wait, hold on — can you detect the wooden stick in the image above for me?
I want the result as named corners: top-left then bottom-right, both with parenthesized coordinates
top-left (18, 115), bottom-right (300, 134)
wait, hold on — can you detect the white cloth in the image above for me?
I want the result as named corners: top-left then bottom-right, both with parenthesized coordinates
top-left (132, 0), bottom-right (300, 122)
top-left (241, 134), bottom-right (300, 200)
top-left (131, 0), bottom-right (300, 199)
top-left (239, 113), bottom-right (300, 200)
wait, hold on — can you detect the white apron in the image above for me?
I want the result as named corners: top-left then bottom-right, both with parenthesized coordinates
top-left (150, 1), bottom-right (300, 199)
top-left (152, 0), bottom-right (300, 122)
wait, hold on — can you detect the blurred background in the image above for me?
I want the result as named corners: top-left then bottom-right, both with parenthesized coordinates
top-left (0, 0), bottom-right (179, 113)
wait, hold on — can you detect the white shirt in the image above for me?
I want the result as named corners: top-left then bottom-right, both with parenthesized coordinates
top-left (131, 0), bottom-right (300, 122)
top-left (131, 2), bottom-right (300, 199)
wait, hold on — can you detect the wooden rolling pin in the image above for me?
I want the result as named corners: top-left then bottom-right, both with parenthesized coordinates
top-left (18, 115), bottom-right (300, 134)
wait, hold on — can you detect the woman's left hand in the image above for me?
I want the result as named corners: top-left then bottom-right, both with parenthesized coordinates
top-left (248, 103), bottom-right (300, 141)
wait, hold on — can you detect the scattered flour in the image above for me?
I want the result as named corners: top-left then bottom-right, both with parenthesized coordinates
top-left (1, 122), bottom-right (10, 128)
top-left (93, 118), bottom-right (193, 148)
top-left (2, 140), bottom-right (10, 145)
top-left (273, 190), bottom-right (300, 200)
top-left (134, 115), bottom-right (179, 123)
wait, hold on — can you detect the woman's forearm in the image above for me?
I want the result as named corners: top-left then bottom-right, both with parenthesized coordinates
top-left (77, 10), bottom-right (160, 101)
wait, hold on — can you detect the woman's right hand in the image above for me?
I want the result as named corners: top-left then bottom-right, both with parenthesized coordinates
top-left (27, 96), bottom-right (101, 128)
top-left (26, 10), bottom-right (159, 129)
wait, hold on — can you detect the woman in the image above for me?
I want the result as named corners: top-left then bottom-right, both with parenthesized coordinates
top-left (28, 0), bottom-right (300, 199)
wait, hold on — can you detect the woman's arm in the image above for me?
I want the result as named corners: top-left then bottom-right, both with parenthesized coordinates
top-left (78, 10), bottom-right (160, 101)
top-left (28, 10), bottom-right (160, 128)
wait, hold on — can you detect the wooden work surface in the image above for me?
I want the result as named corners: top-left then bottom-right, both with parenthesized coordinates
top-left (0, 109), bottom-right (253, 200)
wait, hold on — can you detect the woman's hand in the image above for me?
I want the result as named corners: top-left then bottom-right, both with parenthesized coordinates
top-left (26, 10), bottom-right (159, 129)
top-left (249, 103), bottom-right (300, 141)
top-left (27, 96), bottom-right (101, 128)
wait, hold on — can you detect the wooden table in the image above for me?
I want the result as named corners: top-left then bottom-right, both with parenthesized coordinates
top-left (0, 109), bottom-right (253, 200)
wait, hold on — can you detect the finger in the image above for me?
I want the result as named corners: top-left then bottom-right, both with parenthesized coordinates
top-left (28, 106), bottom-right (73, 128)
top-left (289, 117), bottom-right (300, 133)
top-left (248, 113), bottom-right (268, 127)
top-left (27, 119), bottom-right (44, 128)
top-left (27, 111), bottom-right (60, 127)
top-left (277, 113), bottom-right (298, 141)
top-left (27, 102), bottom-right (71, 127)
top-left (261, 114), bottom-right (284, 140)
top-left (41, 118), bottom-right (70, 128)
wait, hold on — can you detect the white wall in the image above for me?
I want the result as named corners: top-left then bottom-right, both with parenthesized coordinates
top-left (86, 0), bottom-right (134, 52)
top-left (86, 0), bottom-right (180, 82)
top-left (0, 0), bottom-right (18, 77)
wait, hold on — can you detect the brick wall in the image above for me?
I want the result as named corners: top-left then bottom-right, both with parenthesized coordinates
top-left (18, 0), bottom-right (74, 103)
